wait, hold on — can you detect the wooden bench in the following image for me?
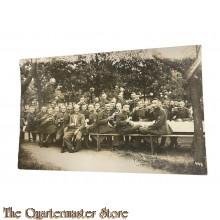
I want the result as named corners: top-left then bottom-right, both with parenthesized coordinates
top-left (89, 133), bottom-right (195, 155)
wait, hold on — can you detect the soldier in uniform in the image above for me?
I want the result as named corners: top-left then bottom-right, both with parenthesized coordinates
top-left (55, 106), bottom-right (70, 151)
top-left (80, 104), bottom-right (90, 119)
top-left (97, 103), bottom-right (116, 148)
top-left (53, 106), bottom-right (60, 121)
top-left (40, 107), bottom-right (57, 147)
top-left (171, 101), bottom-right (192, 121)
top-left (77, 97), bottom-right (87, 110)
top-left (84, 104), bottom-right (98, 148)
top-left (168, 100), bottom-right (192, 148)
top-left (25, 106), bottom-right (37, 142)
top-left (66, 103), bottom-right (74, 115)
top-left (139, 99), bottom-right (173, 152)
top-left (97, 103), bottom-right (116, 134)
top-left (116, 104), bottom-right (141, 135)
top-left (99, 93), bottom-right (108, 109)
top-left (63, 104), bottom-right (85, 153)
top-left (131, 100), bottom-right (146, 121)
top-left (116, 93), bottom-right (127, 107)
top-left (35, 106), bottom-right (48, 146)
top-left (95, 102), bottom-right (101, 113)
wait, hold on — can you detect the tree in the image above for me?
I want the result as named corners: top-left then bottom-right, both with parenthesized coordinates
top-left (152, 46), bottom-right (206, 174)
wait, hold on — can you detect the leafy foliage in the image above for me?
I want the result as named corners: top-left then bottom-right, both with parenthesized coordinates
top-left (20, 54), bottom-right (195, 105)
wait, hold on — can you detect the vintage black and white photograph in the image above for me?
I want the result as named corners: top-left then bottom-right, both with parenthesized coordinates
top-left (18, 45), bottom-right (206, 174)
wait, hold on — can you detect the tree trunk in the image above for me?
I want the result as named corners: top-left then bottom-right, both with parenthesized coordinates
top-left (189, 73), bottom-right (207, 174)
top-left (31, 59), bottom-right (43, 109)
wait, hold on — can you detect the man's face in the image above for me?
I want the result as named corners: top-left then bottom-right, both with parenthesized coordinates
top-left (116, 103), bottom-right (122, 110)
top-left (42, 107), bottom-right (47, 113)
top-left (25, 105), bottom-right (29, 110)
top-left (144, 100), bottom-right (150, 106)
top-left (88, 105), bottom-right (94, 112)
top-left (61, 106), bottom-right (66, 113)
top-left (174, 101), bottom-right (178, 106)
top-left (151, 100), bottom-right (159, 109)
top-left (101, 94), bottom-right (107, 100)
top-left (118, 94), bottom-right (123, 100)
top-left (179, 101), bottom-right (185, 108)
top-left (80, 97), bottom-right (84, 103)
top-left (82, 105), bottom-right (87, 111)
top-left (48, 109), bottom-right (53, 115)
top-left (131, 93), bottom-right (135, 100)
top-left (74, 105), bottom-right (80, 113)
top-left (55, 106), bottom-right (60, 112)
top-left (137, 101), bottom-right (143, 108)
top-left (111, 97), bottom-right (117, 103)
top-left (105, 104), bottom-right (111, 111)
top-left (95, 103), bottom-right (100, 109)
top-left (68, 104), bottom-right (73, 110)
top-left (30, 107), bottom-right (35, 113)
top-left (110, 102), bottom-right (115, 109)
top-left (94, 97), bottom-right (99, 102)
top-left (123, 105), bottom-right (130, 113)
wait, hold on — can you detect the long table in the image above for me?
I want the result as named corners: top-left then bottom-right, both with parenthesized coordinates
top-left (132, 121), bottom-right (205, 133)
top-left (90, 121), bottom-right (205, 154)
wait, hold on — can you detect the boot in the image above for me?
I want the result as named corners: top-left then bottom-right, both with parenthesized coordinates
top-left (74, 140), bottom-right (81, 152)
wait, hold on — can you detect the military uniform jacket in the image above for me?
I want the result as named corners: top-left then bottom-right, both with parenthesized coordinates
top-left (86, 110), bottom-right (98, 132)
top-left (131, 108), bottom-right (146, 121)
top-left (35, 112), bottom-right (47, 133)
top-left (147, 107), bottom-right (173, 135)
top-left (116, 110), bottom-right (132, 134)
top-left (26, 112), bottom-right (37, 132)
top-left (116, 99), bottom-right (127, 107)
top-left (172, 107), bottom-right (191, 120)
top-left (99, 100), bottom-right (108, 108)
top-left (41, 113), bottom-right (57, 134)
top-left (81, 110), bottom-right (90, 119)
top-left (68, 113), bottom-right (85, 131)
top-left (97, 109), bottom-right (116, 133)
top-left (55, 112), bottom-right (70, 133)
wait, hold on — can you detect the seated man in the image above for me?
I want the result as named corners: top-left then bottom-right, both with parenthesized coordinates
top-left (97, 103), bottom-right (116, 134)
top-left (63, 104), bottom-right (85, 153)
top-left (97, 103), bottom-right (116, 148)
top-left (40, 107), bottom-right (57, 147)
top-left (131, 100), bottom-right (146, 121)
top-left (55, 106), bottom-right (70, 151)
top-left (84, 104), bottom-right (98, 148)
top-left (116, 104), bottom-right (141, 135)
top-left (139, 99), bottom-right (173, 151)
top-left (168, 100), bottom-right (192, 148)
top-left (80, 104), bottom-right (90, 119)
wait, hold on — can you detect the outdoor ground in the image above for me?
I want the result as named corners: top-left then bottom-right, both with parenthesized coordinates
top-left (18, 137), bottom-right (198, 175)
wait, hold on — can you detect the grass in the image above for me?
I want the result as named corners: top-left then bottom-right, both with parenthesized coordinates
top-left (114, 138), bottom-right (207, 175)
top-left (18, 147), bottom-right (62, 170)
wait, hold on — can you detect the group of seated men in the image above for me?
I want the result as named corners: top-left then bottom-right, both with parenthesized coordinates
top-left (21, 92), bottom-right (192, 153)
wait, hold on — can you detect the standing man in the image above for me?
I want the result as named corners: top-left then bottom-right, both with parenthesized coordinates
top-left (25, 106), bottom-right (37, 142)
top-left (35, 106), bottom-right (47, 146)
top-left (63, 104), bottom-right (85, 153)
